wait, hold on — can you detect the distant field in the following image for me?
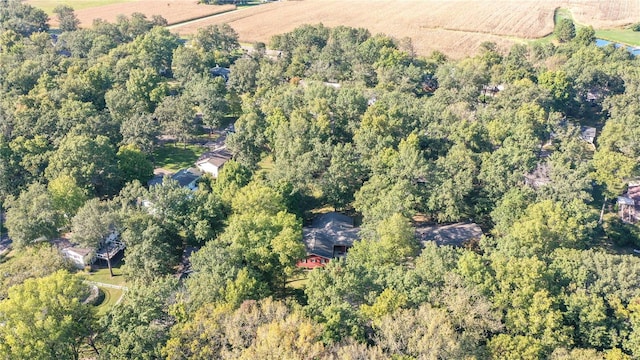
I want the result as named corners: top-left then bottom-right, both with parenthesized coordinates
top-left (28, 0), bottom-right (235, 28)
top-left (28, 0), bottom-right (640, 58)
top-left (171, 0), bottom-right (640, 58)
top-left (25, 0), bottom-right (135, 14)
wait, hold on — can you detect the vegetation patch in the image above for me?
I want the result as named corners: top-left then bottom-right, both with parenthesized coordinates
top-left (595, 28), bottom-right (640, 47)
top-left (152, 143), bottom-right (205, 173)
top-left (85, 263), bottom-right (127, 287)
top-left (94, 287), bottom-right (123, 316)
top-left (25, 0), bottom-right (135, 14)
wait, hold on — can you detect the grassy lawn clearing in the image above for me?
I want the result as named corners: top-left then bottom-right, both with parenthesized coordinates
top-left (85, 260), bottom-right (127, 287)
top-left (26, 0), bottom-right (136, 14)
top-left (257, 155), bottom-right (274, 175)
top-left (596, 29), bottom-right (640, 47)
top-left (153, 143), bottom-right (205, 173)
top-left (286, 275), bottom-right (308, 290)
top-left (95, 287), bottom-right (123, 316)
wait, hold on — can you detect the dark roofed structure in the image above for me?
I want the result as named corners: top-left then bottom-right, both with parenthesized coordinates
top-left (524, 162), bottom-right (551, 189)
top-left (298, 212), bottom-right (360, 269)
top-left (580, 126), bottom-right (597, 145)
top-left (415, 223), bottom-right (483, 247)
top-left (170, 168), bottom-right (202, 190)
top-left (210, 66), bottom-right (230, 81)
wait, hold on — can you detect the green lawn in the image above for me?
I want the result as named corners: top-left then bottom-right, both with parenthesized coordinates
top-left (286, 276), bottom-right (308, 290)
top-left (95, 287), bottom-right (123, 316)
top-left (596, 29), bottom-right (640, 47)
top-left (152, 143), bottom-right (205, 172)
top-left (26, 0), bottom-right (136, 13)
top-left (257, 155), bottom-right (274, 174)
top-left (85, 263), bottom-right (127, 287)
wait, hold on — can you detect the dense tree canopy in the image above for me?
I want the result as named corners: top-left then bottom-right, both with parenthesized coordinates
top-left (1, 8), bottom-right (640, 358)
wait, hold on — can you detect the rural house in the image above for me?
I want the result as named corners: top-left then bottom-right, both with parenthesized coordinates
top-left (297, 212), bottom-right (360, 269)
top-left (580, 126), bottom-right (597, 146)
top-left (618, 181), bottom-right (640, 223)
top-left (62, 247), bottom-right (95, 269)
top-left (170, 168), bottom-right (202, 191)
top-left (195, 147), bottom-right (233, 178)
top-left (210, 66), bottom-right (231, 82)
top-left (59, 230), bottom-right (124, 270)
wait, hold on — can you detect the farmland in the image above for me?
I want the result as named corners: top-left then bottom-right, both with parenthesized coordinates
top-left (27, 0), bottom-right (235, 28)
top-left (169, 0), bottom-right (640, 58)
top-left (25, 0), bottom-right (640, 58)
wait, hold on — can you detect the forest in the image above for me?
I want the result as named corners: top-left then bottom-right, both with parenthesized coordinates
top-left (2, 0), bottom-right (640, 359)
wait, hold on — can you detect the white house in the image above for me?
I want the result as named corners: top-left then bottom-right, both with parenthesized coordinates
top-left (196, 147), bottom-right (233, 178)
top-left (62, 247), bottom-right (95, 269)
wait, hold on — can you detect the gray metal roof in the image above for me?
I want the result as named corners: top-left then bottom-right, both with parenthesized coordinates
top-left (171, 168), bottom-right (202, 188)
top-left (303, 213), bottom-right (359, 259)
top-left (197, 147), bottom-right (233, 168)
top-left (416, 223), bottom-right (483, 247)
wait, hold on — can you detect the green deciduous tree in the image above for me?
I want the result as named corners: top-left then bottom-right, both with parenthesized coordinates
top-left (555, 18), bottom-right (576, 43)
top-left (48, 174), bottom-right (88, 222)
top-left (70, 198), bottom-right (118, 249)
top-left (53, 5), bottom-right (79, 32)
top-left (5, 182), bottom-right (59, 248)
top-left (46, 134), bottom-right (120, 197)
top-left (154, 95), bottom-right (197, 146)
top-left (0, 244), bottom-right (70, 299)
top-left (0, 0), bottom-right (49, 36)
top-left (117, 144), bottom-right (154, 185)
top-left (0, 271), bottom-right (97, 360)
top-left (100, 277), bottom-right (178, 359)
top-left (121, 212), bottom-right (176, 282)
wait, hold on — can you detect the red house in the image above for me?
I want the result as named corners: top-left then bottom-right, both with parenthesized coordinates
top-left (297, 212), bottom-right (359, 269)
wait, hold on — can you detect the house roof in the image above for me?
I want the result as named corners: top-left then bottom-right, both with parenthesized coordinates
top-left (302, 212), bottom-right (360, 259)
top-left (196, 147), bottom-right (233, 168)
top-left (618, 196), bottom-right (635, 206)
top-left (415, 223), bottom-right (483, 247)
top-left (171, 168), bottom-right (202, 188)
top-left (524, 162), bottom-right (551, 189)
top-left (580, 126), bottom-right (597, 144)
top-left (210, 66), bottom-right (230, 81)
top-left (63, 247), bottom-right (93, 257)
top-left (627, 184), bottom-right (640, 203)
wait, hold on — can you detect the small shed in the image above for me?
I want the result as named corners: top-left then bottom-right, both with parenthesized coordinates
top-left (210, 66), bottom-right (230, 82)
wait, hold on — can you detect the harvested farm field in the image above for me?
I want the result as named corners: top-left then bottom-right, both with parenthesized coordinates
top-left (41, 0), bottom-right (235, 28)
top-left (172, 0), bottom-right (558, 58)
top-left (170, 0), bottom-right (640, 59)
